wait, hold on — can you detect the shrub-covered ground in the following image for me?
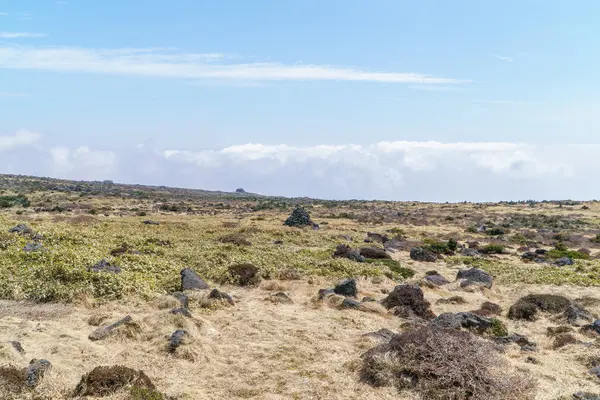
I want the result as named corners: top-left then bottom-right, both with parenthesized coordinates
top-left (2, 175), bottom-right (600, 399)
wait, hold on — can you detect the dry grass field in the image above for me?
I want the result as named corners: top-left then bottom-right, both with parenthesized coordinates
top-left (2, 175), bottom-right (600, 399)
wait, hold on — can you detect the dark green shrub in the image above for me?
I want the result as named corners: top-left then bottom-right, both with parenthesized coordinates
top-left (479, 244), bottom-right (505, 254)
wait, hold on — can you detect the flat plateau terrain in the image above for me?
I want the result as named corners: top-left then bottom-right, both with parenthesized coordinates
top-left (1, 175), bottom-right (600, 399)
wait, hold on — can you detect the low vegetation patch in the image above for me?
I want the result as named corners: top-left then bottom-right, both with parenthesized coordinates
top-left (360, 326), bottom-right (536, 399)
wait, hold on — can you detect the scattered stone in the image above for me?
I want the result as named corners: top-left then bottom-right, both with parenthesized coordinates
top-left (333, 244), bottom-right (365, 262)
top-left (318, 288), bottom-right (335, 299)
top-left (334, 278), bottom-right (357, 297)
top-left (494, 334), bottom-right (537, 349)
top-left (471, 301), bottom-right (502, 317)
top-left (341, 298), bottom-right (362, 309)
top-left (521, 251), bottom-right (537, 261)
top-left (227, 263), bottom-right (261, 286)
top-left (590, 367), bottom-right (600, 379)
top-left (273, 240), bottom-right (284, 245)
top-left (535, 249), bottom-right (547, 255)
top-left (8, 224), bottom-right (31, 234)
top-left (360, 247), bottom-right (391, 259)
top-left (25, 359), bottom-right (51, 388)
top-left (409, 247), bottom-right (437, 262)
top-left (268, 292), bottom-right (293, 304)
top-left (88, 259), bottom-right (122, 274)
top-left (284, 207), bottom-right (317, 228)
top-left (436, 296), bottom-right (467, 305)
top-left (168, 329), bottom-right (188, 353)
top-left (367, 232), bottom-right (389, 244)
top-left (208, 288), bottom-right (234, 305)
top-left (171, 292), bottom-right (189, 308)
top-left (88, 315), bottom-right (133, 341)
top-left (555, 257), bottom-right (574, 266)
top-left (75, 365), bottom-right (155, 396)
top-left (581, 320), bottom-right (600, 335)
top-left (170, 308), bottom-right (192, 317)
top-left (362, 297), bottom-right (376, 302)
top-left (456, 268), bottom-right (493, 289)
top-left (564, 303), bottom-right (594, 326)
top-left (429, 312), bottom-right (492, 333)
top-left (9, 341), bottom-right (24, 354)
top-left (460, 248), bottom-right (480, 257)
top-left (180, 268), bottom-right (210, 291)
top-left (574, 392), bottom-right (600, 400)
top-left (526, 356), bottom-right (540, 364)
top-left (31, 233), bottom-right (43, 241)
top-left (423, 271), bottom-right (450, 286)
top-left (362, 328), bottom-right (395, 342)
top-left (381, 284), bottom-right (435, 320)
top-left (23, 242), bottom-right (44, 252)
top-left (143, 220), bottom-right (160, 225)
top-left (338, 234), bottom-right (353, 242)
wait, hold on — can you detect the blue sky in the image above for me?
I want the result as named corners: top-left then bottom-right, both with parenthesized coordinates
top-left (1, 1), bottom-right (600, 200)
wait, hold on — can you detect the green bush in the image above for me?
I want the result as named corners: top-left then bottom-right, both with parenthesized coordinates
top-left (0, 195), bottom-right (30, 208)
top-left (479, 244), bottom-right (505, 254)
top-left (365, 258), bottom-right (415, 279)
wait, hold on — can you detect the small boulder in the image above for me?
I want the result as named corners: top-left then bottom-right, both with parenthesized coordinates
top-left (88, 259), bottom-right (121, 274)
top-left (9, 341), bottom-right (25, 354)
top-left (23, 242), bottom-right (44, 252)
top-left (318, 288), bottom-right (335, 299)
top-left (8, 224), bottom-right (31, 234)
top-left (341, 298), bottom-right (362, 309)
top-left (521, 251), bottom-right (537, 261)
top-left (410, 247), bottom-right (437, 262)
top-left (208, 288), bottom-right (234, 305)
top-left (171, 292), bottom-right (189, 308)
top-left (574, 393), bottom-right (600, 400)
top-left (360, 247), bottom-right (391, 259)
top-left (564, 303), bottom-right (594, 326)
top-left (227, 263), bottom-right (261, 286)
top-left (460, 248), bottom-right (480, 257)
top-left (456, 268), bottom-right (493, 289)
top-left (170, 308), bottom-right (192, 318)
top-left (168, 329), bottom-right (188, 353)
top-left (362, 328), bottom-right (395, 342)
top-left (25, 359), bottom-right (51, 388)
top-left (268, 292), bottom-right (293, 304)
top-left (334, 278), bottom-right (357, 297)
top-left (423, 271), bottom-right (450, 286)
top-left (180, 268), bottom-right (210, 291)
top-left (555, 257), bottom-right (574, 266)
top-left (142, 220), bottom-right (160, 225)
top-left (581, 320), bottom-right (600, 336)
top-left (367, 232), bottom-right (389, 244)
top-left (333, 244), bottom-right (364, 262)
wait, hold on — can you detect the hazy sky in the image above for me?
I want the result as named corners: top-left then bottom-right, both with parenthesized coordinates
top-left (1, 1), bottom-right (600, 201)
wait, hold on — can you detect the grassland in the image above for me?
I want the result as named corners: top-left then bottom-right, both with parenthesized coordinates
top-left (2, 174), bottom-right (600, 399)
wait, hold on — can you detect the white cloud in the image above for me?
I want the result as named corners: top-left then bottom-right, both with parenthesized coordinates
top-left (0, 32), bottom-right (47, 38)
top-left (0, 130), bottom-right (40, 151)
top-left (494, 55), bottom-right (514, 62)
top-left (3, 131), bottom-right (600, 201)
top-left (0, 45), bottom-right (468, 85)
top-left (408, 85), bottom-right (471, 92)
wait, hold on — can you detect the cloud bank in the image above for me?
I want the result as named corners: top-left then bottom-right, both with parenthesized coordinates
top-left (0, 130), bottom-right (597, 202)
top-left (0, 45), bottom-right (467, 85)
